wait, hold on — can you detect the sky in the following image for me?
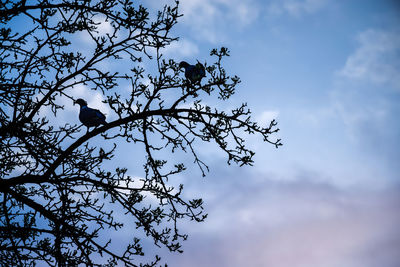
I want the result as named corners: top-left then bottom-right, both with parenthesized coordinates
top-left (140, 0), bottom-right (400, 266)
top-left (7, 0), bottom-right (400, 266)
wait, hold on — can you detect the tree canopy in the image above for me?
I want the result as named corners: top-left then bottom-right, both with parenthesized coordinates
top-left (0, 0), bottom-right (281, 266)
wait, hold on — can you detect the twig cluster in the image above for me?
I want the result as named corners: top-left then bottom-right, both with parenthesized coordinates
top-left (0, 1), bottom-right (281, 266)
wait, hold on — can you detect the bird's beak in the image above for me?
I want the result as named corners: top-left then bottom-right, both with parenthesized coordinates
top-left (73, 100), bottom-right (77, 105)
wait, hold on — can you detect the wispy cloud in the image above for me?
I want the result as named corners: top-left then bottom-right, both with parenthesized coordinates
top-left (330, 28), bottom-right (400, 172)
top-left (162, 169), bottom-right (400, 267)
top-left (331, 90), bottom-right (388, 137)
top-left (339, 29), bottom-right (400, 90)
top-left (39, 83), bottom-right (111, 128)
top-left (267, 0), bottom-right (329, 17)
top-left (162, 38), bottom-right (199, 59)
top-left (78, 15), bottom-right (114, 44)
top-left (257, 110), bottom-right (279, 127)
top-left (177, 0), bottom-right (261, 43)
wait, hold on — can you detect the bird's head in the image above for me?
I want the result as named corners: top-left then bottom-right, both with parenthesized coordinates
top-left (179, 61), bottom-right (189, 69)
top-left (74, 98), bottom-right (87, 107)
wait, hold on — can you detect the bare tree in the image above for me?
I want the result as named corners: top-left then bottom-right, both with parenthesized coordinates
top-left (0, 0), bottom-right (281, 266)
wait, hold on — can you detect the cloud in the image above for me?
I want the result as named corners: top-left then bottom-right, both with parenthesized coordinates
top-left (329, 86), bottom-right (400, 178)
top-left (162, 38), bottom-right (199, 58)
top-left (267, 0), bottom-right (329, 17)
top-left (161, 169), bottom-right (400, 267)
top-left (330, 88), bottom-right (388, 135)
top-left (339, 29), bottom-right (400, 90)
top-left (177, 0), bottom-right (261, 43)
top-left (69, 84), bottom-right (111, 115)
top-left (79, 15), bottom-right (114, 44)
top-left (257, 110), bottom-right (279, 127)
top-left (38, 83), bottom-right (111, 128)
top-left (331, 32), bottom-right (400, 171)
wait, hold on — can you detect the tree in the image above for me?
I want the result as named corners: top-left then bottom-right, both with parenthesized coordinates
top-left (0, 0), bottom-right (282, 266)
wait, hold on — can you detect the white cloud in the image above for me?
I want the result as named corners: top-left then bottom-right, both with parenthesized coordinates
top-left (332, 93), bottom-right (387, 137)
top-left (339, 29), bottom-right (400, 89)
top-left (79, 15), bottom-right (114, 44)
top-left (162, 39), bottom-right (199, 58)
top-left (147, 0), bottom-right (261, 43)
top-left (177, 0), bottom-right (261, 43)
top-left (267, 0), bottom-right (329, 17)
top-left (38, 83), bottom-right (112, 128)
top-left (71, 84), bottom-right (111, 115)
top-left (257, 110), bottom-right (279, 127)
top-left (163, 175), bottom-right (400, 267)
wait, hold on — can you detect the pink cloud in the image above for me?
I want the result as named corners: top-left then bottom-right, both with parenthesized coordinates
top-left (162, 178), bottom-right (400, 267)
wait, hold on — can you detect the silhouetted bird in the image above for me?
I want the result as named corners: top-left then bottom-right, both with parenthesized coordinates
top-left (74, 98), bottom-right (107, 131)
top-left (179, 61), bottom-right (206, 83)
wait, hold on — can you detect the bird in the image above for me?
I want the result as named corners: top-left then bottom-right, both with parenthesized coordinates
top-left (179, 61), bottom-right (206, 84)
top-left (74, 98), bottom-right (107, 131)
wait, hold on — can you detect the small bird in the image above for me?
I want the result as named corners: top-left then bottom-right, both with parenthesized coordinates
top-left (74, 98), bottom-right (107, 131)
top-left (179, 61), bottom-right (206, 83)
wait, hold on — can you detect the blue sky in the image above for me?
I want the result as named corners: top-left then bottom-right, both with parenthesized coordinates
top-left (9, 0), bottom-right (399, 266)
top-left (137, 0), bottom-right (400, 266)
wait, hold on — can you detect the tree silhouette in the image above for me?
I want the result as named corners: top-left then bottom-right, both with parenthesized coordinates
top-left (0, 1), bottom-right (281, 266)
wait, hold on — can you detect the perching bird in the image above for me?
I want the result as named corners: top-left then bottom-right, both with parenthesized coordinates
top-left (179, 61), bottom-right (206, 83)
top-left (74, 98), bottom-right (107, 131)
